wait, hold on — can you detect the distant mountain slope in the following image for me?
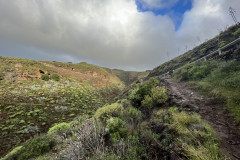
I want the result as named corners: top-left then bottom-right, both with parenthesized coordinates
top-left (111, 69), bottom-right (150, 85)
top-left (147, 24), bottom-right (240, 79)
top-left (0, 57), bottom-right (124, 87)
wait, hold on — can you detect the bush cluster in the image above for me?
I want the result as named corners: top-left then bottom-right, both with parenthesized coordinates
top-left (48, 122), bottom-right (71, 136)
top-left (129, 77), bottom-right (168, 110)
top-left (3, 136), bottom-right (55, 160)
top-left (142, 87), bottom-right (168, 108)
top-left (233, 28), bottom-right (240, 36)
top-left (126, 107), bottom-right (142, 124)
top-left (129, 77), bottom-right (159, 107)
top-left (41, 73), bottom-right (60, 81)
top-left (106, 117), bottom-right (127, 141)
top-left (94, 103), bottom-right (124, 122)
top-left (51, 73), bottom-right (60, 81)
top-left (41, 74), bottom-right (50, 81)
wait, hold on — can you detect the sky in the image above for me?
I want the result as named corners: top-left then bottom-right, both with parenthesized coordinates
top-left (0, 0), bottom-right (239, 71)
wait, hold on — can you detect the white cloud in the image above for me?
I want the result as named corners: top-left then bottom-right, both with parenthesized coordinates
top-left (0, 0), bottom-right (176, 70)
top-left (0, 0), bottom-right (239, 71)
top-left (176, 0), bottom-right (240, 51)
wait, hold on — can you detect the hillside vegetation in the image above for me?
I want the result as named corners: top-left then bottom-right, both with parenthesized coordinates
top-left (0, 57), bottom-right (146, 157)
top-left (2, 78), bottom-right (224, 160)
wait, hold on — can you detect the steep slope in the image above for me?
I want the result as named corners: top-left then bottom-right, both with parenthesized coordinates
top-left (0, 57), bottom-right (126, 157)
top-left (144, 24), bottom-right (240, 159)
top-left (0, 56), bottom-right (150, 158)
top-left (147, 24), bottom-right (240, 79)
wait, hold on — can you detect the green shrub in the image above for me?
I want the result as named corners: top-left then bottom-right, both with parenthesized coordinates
top-left (140, 129), bottom-right (159, 144)
top-left (218, 41), bottom-right (226, 47)
top-left (195, 61), bottom-right (217, 79)
top-left (152, 109), bottom-right (173, 123)
top-left (51, 73), bottom-right (60, 81)
top-left (233, 28), bottom-right (240, 36)
top-left (168, 109), bottom-right (224, 160)
top-left (94, 103), bottom-right (124, 122)
top-left (41, 74), bottom-right (50, 81)
top-left (174, 61), bottom-right (218, 81)
top-left (119, 99), bottom-right (132, 108)
top-left (174, 63), bottom-right (194, 81)
top-left (5, 136), bottom-right (55, 160)
top-left (139, 122), bottom-right (159, 144)
top-left (125, 136), bottom-right (147, 160)
top-left (142, 87), bottom-right (168, 108)
top-left (188, 65), bottom-right (209, 80)
top-left (1, 146), bottom-right (22, 160)
top-left (126, 148), bottom-right (138, 160)
top-left (141, 95), bottom-right (153, 108)
top-left (200, 48), bottom-right (206, 54)
top-left (129, 77), bottom-right (159, 107)
top-left (219, 60), bottom-right (240, 74)
top-left (129, 89), bottom-right (142, 107)
top-left (48, 122), bottom-right (71, 136)
top-left (106, 117), bottom-right (127, 141)
top-left (127, 107), bottom-right (142, 123)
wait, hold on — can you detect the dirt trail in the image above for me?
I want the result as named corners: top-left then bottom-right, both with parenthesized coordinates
top-left (164, 78), bottom-right (240, 160)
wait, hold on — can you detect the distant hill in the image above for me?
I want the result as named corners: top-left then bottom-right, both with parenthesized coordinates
top-left (0, 57), bottom-right (125, 87)
top-left (111, 69), bottom-right (150, 85)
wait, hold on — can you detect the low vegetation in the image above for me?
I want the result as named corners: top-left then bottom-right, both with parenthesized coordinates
top-left (0, 56), bottom-right (124, 157)
top-left (2, 77), bottom-right (224, 160)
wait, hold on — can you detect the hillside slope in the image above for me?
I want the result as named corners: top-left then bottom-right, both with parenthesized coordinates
top-left (2, 77), bottom-right (225, 160)
top-left (147, 25), bottom-right (240, 79)
top-left (0, 57), bottom-right (124, 87)
top-left (0, 56), bottom-right (149, 157)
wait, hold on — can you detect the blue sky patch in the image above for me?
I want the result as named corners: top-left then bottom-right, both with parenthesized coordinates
top-left (135, 0), bottom-right (193, 30)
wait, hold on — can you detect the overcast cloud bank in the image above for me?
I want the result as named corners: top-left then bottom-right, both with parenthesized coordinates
top-left (0, 0), bottom-right (239, 71)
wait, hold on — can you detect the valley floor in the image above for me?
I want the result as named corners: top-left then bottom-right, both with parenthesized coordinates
top-left (164, 78), bottom-right (240, 160)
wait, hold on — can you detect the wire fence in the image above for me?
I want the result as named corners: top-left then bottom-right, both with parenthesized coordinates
top-left (159, 37), bottom-right (240, 78)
